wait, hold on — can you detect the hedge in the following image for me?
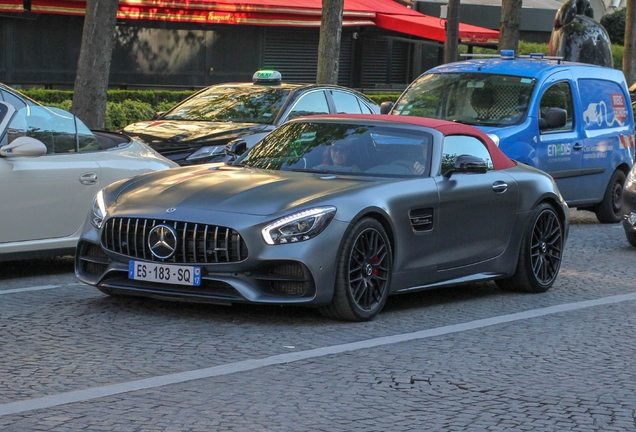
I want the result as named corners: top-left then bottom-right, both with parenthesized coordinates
top-left (17, 41), bottom-right (628, 131)
top-left (19, 89), bottom-right (196, 131)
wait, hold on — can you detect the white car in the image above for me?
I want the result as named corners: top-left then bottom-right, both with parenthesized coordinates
top-left (0, 101), bottom-right (178, 261)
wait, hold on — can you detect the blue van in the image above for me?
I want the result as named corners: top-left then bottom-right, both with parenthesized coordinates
top-left (384, 52), bottom-right (635, 223)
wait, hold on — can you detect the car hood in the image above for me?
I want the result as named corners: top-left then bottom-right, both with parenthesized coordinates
top-left (111, 165), bottom-right (374, 217)
top-left (123, 120), bottom-right (271, 148)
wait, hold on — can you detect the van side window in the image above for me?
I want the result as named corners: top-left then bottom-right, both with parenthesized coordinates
top-left (539, 81), bottom-right (574, 133)
top-left (441, 135), bottom-right (493, 174)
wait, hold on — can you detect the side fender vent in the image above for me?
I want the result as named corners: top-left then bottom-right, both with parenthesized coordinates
top-left (409, 208), bottom-right (433, 232)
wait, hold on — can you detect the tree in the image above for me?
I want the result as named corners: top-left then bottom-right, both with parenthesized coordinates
top-left (624, 0), bottom-right (636, 86)
top-left (71, 0), bottom-right (119, 130)
top-left (444, 0), bottom-right (460, 63)
top-left (316, 0), bottom-right (344, 84)
top-left (499, 0), bottom-right (523, 52)
top-left (600, 7), bottom-right (626, 45)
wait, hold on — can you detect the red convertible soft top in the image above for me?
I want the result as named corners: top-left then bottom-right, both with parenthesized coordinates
top-left (300, 114), bottom-right (517, 171)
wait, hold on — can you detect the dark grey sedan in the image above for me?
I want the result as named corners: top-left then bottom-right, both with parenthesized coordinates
top-left (76, 114), bottom-right (569, 321)
top-left (122, 70), bottom-right (380, 165)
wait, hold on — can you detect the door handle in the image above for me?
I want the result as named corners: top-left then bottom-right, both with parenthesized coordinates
top-left (492, 180), bottom-right (508, 193)
top-left (79, 172), bottom-right (98, 185)
top-left (573, 143), bottom-right (583, 151)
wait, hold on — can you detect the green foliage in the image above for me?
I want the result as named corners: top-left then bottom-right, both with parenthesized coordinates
top-left (18, 89), bottom-right (178, 131)
top-left (47, 100), bottom-right (72, 111)
top-left (600, 8), bottom-right (626, 45)
top-left (155, 101), bottom-right (177, 113)
top-left (611, 44), bottom-right (624, 69)
top-left (21, 89), bottom-right (74, 104)
top-left (106, 90), bottom-right (196, 105)
top-left (517, 41), bottom-right (549, 55)
top-left (366, 93), bottom-right (401, 104)
top-left (105, 100), bottom-right (156, 131)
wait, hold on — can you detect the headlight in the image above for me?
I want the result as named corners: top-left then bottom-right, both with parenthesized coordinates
top-left (262, 206), bottom-right (336, 245)
top-left (186, 145), bottom-right (225, 161)
top-left (91, 190), bottom-right (107, 229)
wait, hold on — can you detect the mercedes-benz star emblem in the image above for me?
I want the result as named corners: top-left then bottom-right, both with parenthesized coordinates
top-left (148, 225), bottom-right (178, 259)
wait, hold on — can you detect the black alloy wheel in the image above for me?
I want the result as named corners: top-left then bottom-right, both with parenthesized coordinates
top-left (497, 203), bottom-right (563, 293)
top-left (319, 218), bottom-right (392, 321)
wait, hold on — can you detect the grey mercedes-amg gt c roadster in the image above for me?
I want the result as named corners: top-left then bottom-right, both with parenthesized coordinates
top-left (76, 114), bottom-right (569, 321)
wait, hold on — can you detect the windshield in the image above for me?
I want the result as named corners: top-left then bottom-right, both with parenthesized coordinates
top-left (239, 121), bottom-right (432, 177)
top-left (393, 73), bottom-right (537, 127)
top-left (163, 85), bottom-right (291, 124)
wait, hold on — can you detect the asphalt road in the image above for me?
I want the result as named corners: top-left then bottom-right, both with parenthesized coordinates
top-left (1, 209), bottom-right (635, 431)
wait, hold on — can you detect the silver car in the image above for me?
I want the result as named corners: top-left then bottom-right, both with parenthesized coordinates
top-left (0, 101), bottom-right (177, 261)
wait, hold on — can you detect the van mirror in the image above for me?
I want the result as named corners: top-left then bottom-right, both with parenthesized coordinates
top-left (539, 108), bottom-right (567, 130)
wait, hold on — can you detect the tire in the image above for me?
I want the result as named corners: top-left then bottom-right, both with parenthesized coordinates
top-left (319, 218), bottom-right (392, 321)
top-left (594, 169), bottom-right (626, 224)
top-left (496, 203), bottom-right (564, 293)
top-left (626, 232), bottom-right (636, 247)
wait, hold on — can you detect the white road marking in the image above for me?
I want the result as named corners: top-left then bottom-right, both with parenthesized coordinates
top-left (1, 291), bottom-right (636, 416)
top-left (0, 285), bottom-right (60, 294)
top-left (0, 283), bottom-right (84, 295)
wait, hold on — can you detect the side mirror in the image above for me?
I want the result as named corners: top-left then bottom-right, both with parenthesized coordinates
top-left (443, 154), bottom-right (488, 178)
top-left (380, 101), bottom-right (394, 115)
top-left (539, 108), bottom-right (567, 130)
top-left (0, 136), bottom-right (47, 157)
top-left (152, 111), bottom-right (165, 120)
top-left (224, 139), bottom-right (247, 157)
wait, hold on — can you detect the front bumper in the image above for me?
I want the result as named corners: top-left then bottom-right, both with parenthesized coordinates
top-left (75, 216), bottom-right (350, 307)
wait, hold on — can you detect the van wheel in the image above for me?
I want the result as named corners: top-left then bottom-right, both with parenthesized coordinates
top-left (319, 218), bottom-right (392, 321)
top-left (594, 169), bottom-right (626, 224)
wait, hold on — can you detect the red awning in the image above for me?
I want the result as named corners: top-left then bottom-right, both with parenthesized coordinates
top-left (0, 0), bottom-right (24, 12)
top-left (375, 13), bottom-right (499, 44)
top-left (28, 0), bottom-right (498, 44)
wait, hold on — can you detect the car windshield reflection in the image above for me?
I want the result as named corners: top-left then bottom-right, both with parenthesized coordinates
top-left (240, 121), bottom-right (433, 177)
top-left (393, 72), bottom-right (537, 127)
top-left (163, 86), bottom-right (291, 124)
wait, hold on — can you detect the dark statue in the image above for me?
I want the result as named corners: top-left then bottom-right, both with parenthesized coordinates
top-left (548, 0), bottom-right (613, 67)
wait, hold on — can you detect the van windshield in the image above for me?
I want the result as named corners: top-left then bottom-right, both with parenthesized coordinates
top-left (393, 73), bottom-right (537, 127)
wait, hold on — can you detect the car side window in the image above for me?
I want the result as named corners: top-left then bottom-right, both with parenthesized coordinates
top-left (76, 116), bottom-right (101, 152)
top-left (539, 81), bottom-right (574, 133)
top-left (0, 89), bottom-right (27, 111)
top-left (331, 90), bottom-right (369, 114)
top-left (441, 135), bottom-right (493, 174)
top-left (287, 91), bottom-right (330, 120)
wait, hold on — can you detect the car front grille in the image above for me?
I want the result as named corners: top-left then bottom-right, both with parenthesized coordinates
top-left (101, 217), bottom-right (248, 264)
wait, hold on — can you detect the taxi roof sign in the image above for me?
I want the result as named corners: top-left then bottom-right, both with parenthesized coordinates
top-left (253, 70), bottom-right (282, 84)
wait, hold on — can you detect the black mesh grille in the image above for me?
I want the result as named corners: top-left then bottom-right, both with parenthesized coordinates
top-left (101, 217), bottom-right (248, 263)
top-left (78, 242), bottom-right (109, 276)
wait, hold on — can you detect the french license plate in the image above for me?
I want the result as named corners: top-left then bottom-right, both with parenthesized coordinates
top-left (128, 261), bottom-right (202, 286)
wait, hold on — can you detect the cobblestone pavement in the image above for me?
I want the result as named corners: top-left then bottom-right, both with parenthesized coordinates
top-left (1, 209), bottom-right (635, 431)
